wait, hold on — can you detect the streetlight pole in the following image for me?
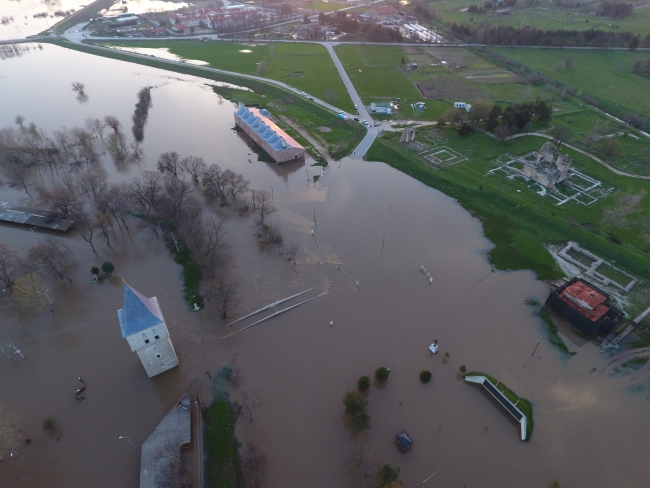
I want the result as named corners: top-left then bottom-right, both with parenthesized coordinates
top-left (119, 436), bottom-right (137, 451)
top-left (10, 449), bottom-right (26, 460)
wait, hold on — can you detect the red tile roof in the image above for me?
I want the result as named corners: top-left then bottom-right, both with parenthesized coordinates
top-left (560, 281), bottom-right (609, 321)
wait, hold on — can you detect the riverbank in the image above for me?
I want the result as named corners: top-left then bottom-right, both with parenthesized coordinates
top-left (44, 39), bottom-right (364, 160)
top-left (366, 129), bottom-right (650, 317)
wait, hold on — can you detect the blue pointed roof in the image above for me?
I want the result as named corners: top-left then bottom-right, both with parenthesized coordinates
top-left (117, 284), bottom-right (164, 338)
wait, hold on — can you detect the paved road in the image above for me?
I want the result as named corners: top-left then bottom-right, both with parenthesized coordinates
top-left (323, 43), bottom-right (380, 159)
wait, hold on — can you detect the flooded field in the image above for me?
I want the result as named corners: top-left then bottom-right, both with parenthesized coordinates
top-left (0, 0), bottom-right (189, 40)
top-left (1, 44), bottom-right (650, 488)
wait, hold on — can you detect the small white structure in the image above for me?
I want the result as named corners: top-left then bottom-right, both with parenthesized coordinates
top-left (118, 284), bottom-right (179, 378)
top-left (429, 339), bottom-right (439, 354)
top-left (454, 102), bottom-right (472, 112)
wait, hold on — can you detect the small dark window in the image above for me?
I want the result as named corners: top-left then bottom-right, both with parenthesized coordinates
top-left (145, 339), bottom-right (150, 344)
top-left (156, 354), bottom-right (161, 358)
top-left (154, 335), bottom-right (160, 340)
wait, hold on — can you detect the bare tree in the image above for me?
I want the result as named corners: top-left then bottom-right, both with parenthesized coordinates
top-left (584, 120), bottom-right (611, 150)
top-left (36, 175), bottom-right (79, 216)
top-left (495, 124), bottom-right (511, 144)
top-left (179, 216), bottom-right (227, 278)
top-left (0, 403), bottom-right (21, 457)
top-left (0, 159), bottom-right (34, 199)
top-left (76, 171), bottom-right (108, 209)
top-left (208, 276), bottom-right (240, 320)
top-left (238, 390), bottom-right (264, 424)
top-left (71, 82), bottom-right (85, 96)
top-left (129, 170), bottom-right (163, 215)
top-left (14, 115), bottom-right (25, 128)
top-left (106, 133), bottom-right (128, 161)
top-left (178, 376), bottom-right (213, 406)
top-left (104, 115), bottom-right (122, 135)
top-left (551, 124), bottom-right (574, 149)
top-left (130, 141), bottom-right (143, 161)
top-left (157, 152), bottom-right (182, 178)
top-left (225, 169), bottom-right (251, 205)
top-left (158, 176), bottom-right (201, 227)
top-left (348, 439), bottom-right (378, 488)
top-left (180, 155), bottom-right (206, 182)
top-left (0, 243), bottom-right (19, 287)
top-left (11, 273), bottom-right (49, 311)
top-left (602, 189), bottom-right (646, 233)
top-left (75, 209), bottom-right (98, 254)
top-left (254, 190), bottom-right (275, 226)
top-left (85, 116), bottom-right (106, 141)
top-left (241, 443), bottom-right (267, 488)
top-left (104, 183), bottom-right (131, 230)
top-left (286, 243), bottom-right (299, 266)
top-left (26, 236), bottom-right (74, 282)
top-left (201, 163), bottom-right (227, 203)
top-left (95, 212), bottom-right (113, 248)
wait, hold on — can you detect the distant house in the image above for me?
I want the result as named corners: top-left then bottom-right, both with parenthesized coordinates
top-left (117, 284), bottom-right (180, 378)
top-left (375, 6), bottom-right (399, 19)
top-left (406, 62), bottom-right (418, 69)
top-left (172, 22), bottom-right (189, 32)
top-left (545, 278), bottom-right (624, 335)
top-left (370, 102), bottom-right (392, 114)
top-left (454, 101), bottom-right (472, 112)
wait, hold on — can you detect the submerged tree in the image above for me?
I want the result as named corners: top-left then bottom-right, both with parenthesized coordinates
top-left (11, 273), bottom-right (49, 311)
top-left (0, 243), bottom-right (20, 287)
top-left (342, 390), bottom-right (371, 431)
top-left (26, 237), bottom-right (74, 283)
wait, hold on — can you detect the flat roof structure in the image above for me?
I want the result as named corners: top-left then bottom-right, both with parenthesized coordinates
top-left (0, 203), bottom-right (74, 231)
top-left (465, 375), bottom-right (528, 441)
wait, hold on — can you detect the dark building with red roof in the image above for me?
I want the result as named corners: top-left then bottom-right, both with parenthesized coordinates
top-left (545, 278), bottom-right (624, 335)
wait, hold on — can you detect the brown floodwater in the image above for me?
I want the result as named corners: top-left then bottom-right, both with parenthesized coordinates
top-left (1, 45), bottom-right (650, 488)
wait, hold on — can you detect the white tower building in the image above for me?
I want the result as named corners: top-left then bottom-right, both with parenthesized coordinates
top-left (117, 284), bottom-right (179, 378)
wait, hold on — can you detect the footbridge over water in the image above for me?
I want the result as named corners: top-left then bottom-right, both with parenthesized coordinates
top-left (465, 375), bottom-right (528, 441)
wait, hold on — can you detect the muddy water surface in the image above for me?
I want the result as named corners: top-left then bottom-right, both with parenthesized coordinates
top-left (1, 45), bottom-right (649, 488)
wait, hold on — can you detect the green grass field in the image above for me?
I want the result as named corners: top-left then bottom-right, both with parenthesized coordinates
top-left (367, 129), bottom-right (650, 316)
top-left (205, 399), bottom-right (242, 488)
top-left (106, 41), bottom-right (354, 112)
top-left (335, 44), bottom-right (423, 101)
top-left (489, 48), bottom-right (650, 118)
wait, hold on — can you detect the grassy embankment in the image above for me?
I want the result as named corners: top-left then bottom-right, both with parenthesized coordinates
top-left (464, 371), bottom-right (534, 441)
top-left (108, 41), bottom-right (355, 113)
top-left (538, 307), bottom-right (575, 355)
top-left (47, 39), bottom-right (364, 160)
top-left (366, 129), bottom-right (650, 313)
top-left (205, 367), bottom-right (243, 488)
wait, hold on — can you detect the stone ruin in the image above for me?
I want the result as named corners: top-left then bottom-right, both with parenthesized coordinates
top-left (400, 126), bottom-right (416, 143)
top-left (521, 142), bottom-right (572, 190)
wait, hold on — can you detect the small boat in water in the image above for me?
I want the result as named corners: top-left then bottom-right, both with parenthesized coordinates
top-left (429, 339), bottom-right (439, 354)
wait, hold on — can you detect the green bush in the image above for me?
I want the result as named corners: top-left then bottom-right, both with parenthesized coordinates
top-left (378, 464), bottom-right (400, 485)
top-left (358, 375), bottom-right (371, 391)
top-left (342, 390), bottom-right (371, 431)
top-left (459, 364), bottom-right (467, 374)
top-left (419, 370), bottom-right (432, 383)
top-left (101, 261), bottom-right (114, 274)
top-left (91, 266), bottom-right (99, 275)
top-left (375, 367), bottom-right (390, 383)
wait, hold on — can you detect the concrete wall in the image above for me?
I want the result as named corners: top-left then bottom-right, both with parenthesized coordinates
top-left (136, 337), bottom-right (179, 378)
top-left (125, 323), bottom-right (170, 352)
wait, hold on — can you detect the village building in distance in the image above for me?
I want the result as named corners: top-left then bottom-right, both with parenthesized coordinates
top-left (522, 141), bottom-right (572, 190)
top-left (117, 284), bottom-right (179, 378)
top-left (545, 277), bottom-right (624, 335)
top-left (234, 103), bottom-right (305, 163)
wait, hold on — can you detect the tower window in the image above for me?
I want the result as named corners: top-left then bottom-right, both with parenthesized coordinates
top-left (156, 354), bottom-right (161, 358)
top-left (154, 335), bottom-right (160, 340)
top-left (145, 339), bottom-right (150, 344)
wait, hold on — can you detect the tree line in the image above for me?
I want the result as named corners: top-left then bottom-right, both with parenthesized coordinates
top-left (0, 114), bottom-right (298, 320)
top-left (448, 22), bottom-right (643, 48)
